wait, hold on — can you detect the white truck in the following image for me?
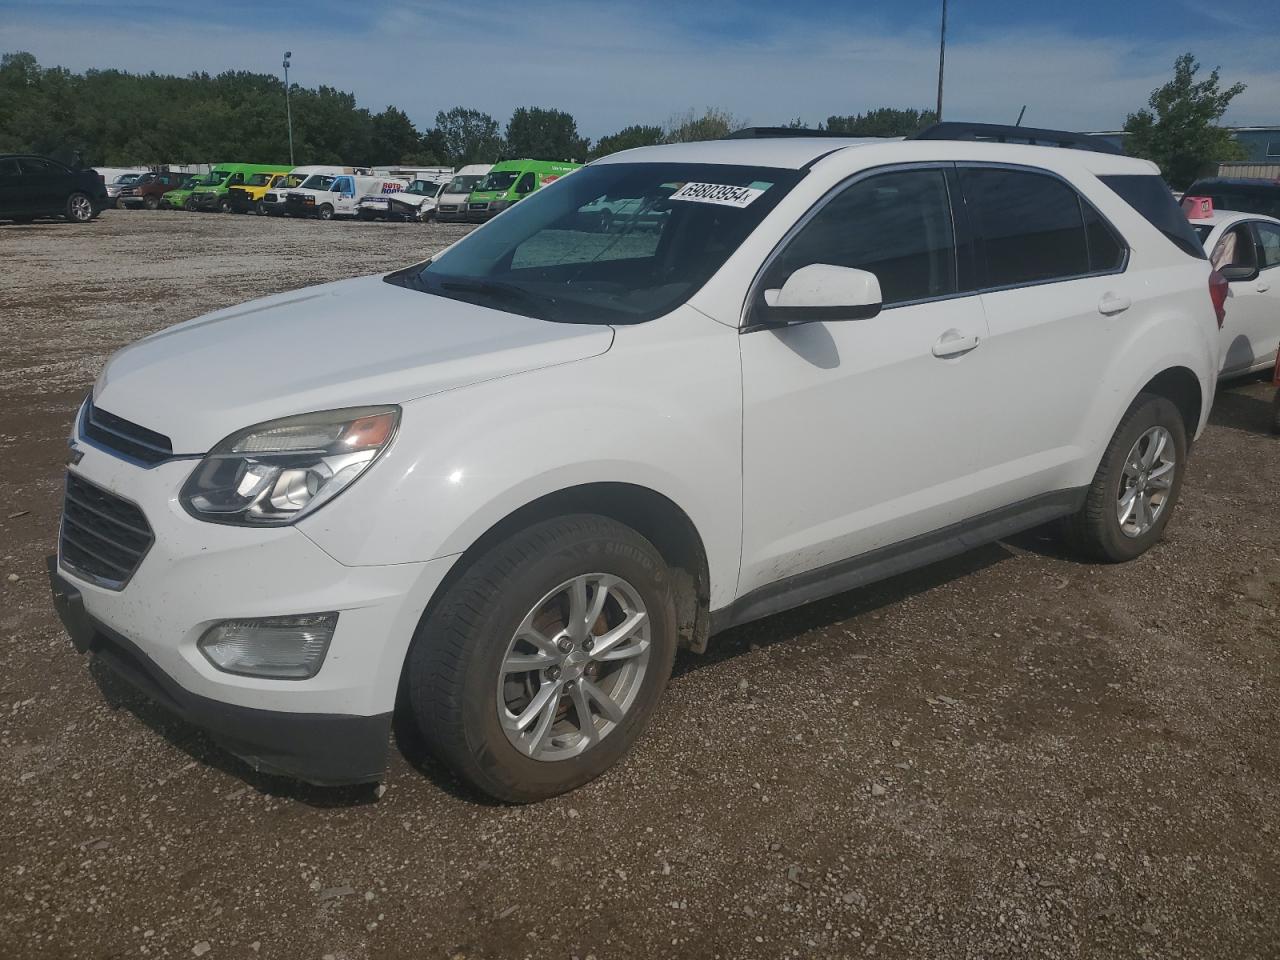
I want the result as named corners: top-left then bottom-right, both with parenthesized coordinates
top-left (284, 173), bottom-right (407, 220)
top-left (433, 164), bottom-right (492, 223)
top-left (261, 166), bottom-right (361, 217)
top-left (357, 178), bottom-right (447, 222)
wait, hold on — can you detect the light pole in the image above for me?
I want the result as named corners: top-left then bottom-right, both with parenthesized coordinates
top-left (282, 51), bottom-right (295, 165)
top-left (935, 0), bottom-right (947, 122)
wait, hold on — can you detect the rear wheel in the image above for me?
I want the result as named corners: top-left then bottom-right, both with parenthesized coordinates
top-left (66, 192), bottom-right (94, 223)
top-left (317, 204), bottom-right (334, 221)
top-left (144, 195), bottom-right (160, 211)
top-left (407, 515), bottom-right (677, 802)
top-left (1066, 393), bottom-right (1187, 562)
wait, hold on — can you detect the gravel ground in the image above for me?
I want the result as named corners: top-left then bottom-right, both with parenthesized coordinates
top-left (1, 209), bottom-right (1279, 960)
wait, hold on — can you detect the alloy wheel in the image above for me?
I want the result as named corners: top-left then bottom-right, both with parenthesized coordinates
top-left (69, 194), bottom-right (93, 222)
top-left (1116, 425), bottom-right (1176, 538)
top-left (497, 573), bottom-right (651, 761)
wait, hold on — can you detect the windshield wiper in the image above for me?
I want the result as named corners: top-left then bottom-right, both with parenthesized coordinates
top-left (439, 278), bottom-right (557, 321)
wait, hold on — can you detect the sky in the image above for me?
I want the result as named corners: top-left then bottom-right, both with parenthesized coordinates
top-left (0, 0), bottom-right (1276, 139)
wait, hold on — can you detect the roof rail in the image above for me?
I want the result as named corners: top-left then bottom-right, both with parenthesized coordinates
top-left (912, 122), bottom-right (1123, 156)
top-left (724, 127), bottom-right (856, 140)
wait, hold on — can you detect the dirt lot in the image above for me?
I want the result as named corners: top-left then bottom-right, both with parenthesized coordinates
top-left (1, 209), bottom-right (1278, 960)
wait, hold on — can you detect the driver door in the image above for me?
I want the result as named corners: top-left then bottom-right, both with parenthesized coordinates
top-left (1212, 222), bottom-right (1274, 374)
top-left (737, 165), bottom-right (997, 600)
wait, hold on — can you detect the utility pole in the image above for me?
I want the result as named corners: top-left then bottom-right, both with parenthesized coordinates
top-left (935, 0), bottom-right (948, 121)
top-left (283, 51), bottom-right (295, 166)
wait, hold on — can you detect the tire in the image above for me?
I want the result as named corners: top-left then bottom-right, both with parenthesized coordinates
top-left (1065, 393), bottom-right (1188, 562)
top-left (66, 192), bottom-right (95, 223)
top-left (407, 515), bottom-right (677, 802)
top-left (218, 198), bottom-right (232, 214)
top-left (184, 198), bottom-right (197, 212)
top-left (144, 195), bottom-right (159, 211)
top-left (254, 201), bottom-right (265, 216)
top-left (317, 204), bottom-right (334, 221)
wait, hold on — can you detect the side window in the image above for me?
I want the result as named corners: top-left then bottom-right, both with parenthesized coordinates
top-left (19, 157), bottom-right (56, 175)
top-left (1082, 203), bottom-right (1125, 272)
top-left (770, 168), bottom-right (958, 306)
top-left (332, 177), bottom-right (350, 193)
top-left (961, 167), bottom-right (1089, 287)
top-left (228, 173), bottom-right (244, 185)
top-left (1211, 225), bottom-right (1258, 272)
top-left (1254, 222), bottom-right (1280, 269)
top-left (515, 172), bottom-right (536, 195)
top-left (0, 158), bottom-right (22, 177)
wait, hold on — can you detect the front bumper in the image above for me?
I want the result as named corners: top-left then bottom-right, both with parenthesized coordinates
top-left (49, 440), bottom-right (456, 785)
top-left (50, 559), bottom-right (391, 784)
top-left (189, 192), bottom-right (223, 211)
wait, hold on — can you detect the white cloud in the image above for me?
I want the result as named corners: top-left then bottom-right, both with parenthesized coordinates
top-left (1, 0), bottom-right (1275, 137)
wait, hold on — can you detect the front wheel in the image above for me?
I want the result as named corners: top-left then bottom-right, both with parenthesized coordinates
top-left (407, 515), bottom-right (676, 802)
top-left (1066, 393), bottom-right (1188, 562)
top-left (317, 204), bottom-right (334, 221)
top-left (184, 197), bottom-right (197, 212)
top-left (144, 195), bottom-right (159, 211)
top-left (66, 192), bottom-right (95, 223)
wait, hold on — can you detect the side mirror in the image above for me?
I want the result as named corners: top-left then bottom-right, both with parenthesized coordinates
top-left (758, 264), bottom-right (883, 324)
top-left (1220, 264), bottom-right (1258, 282)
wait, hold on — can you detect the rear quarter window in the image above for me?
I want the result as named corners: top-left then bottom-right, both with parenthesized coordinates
top-left (1100, 175), bottom-right (1206, 260)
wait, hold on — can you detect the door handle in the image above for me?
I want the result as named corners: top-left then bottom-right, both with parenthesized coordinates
top-left (1098, 293), bottom-right (1132, 316)
top-left (932, 329), bottom-right (981, 358)
top-left (1258, 281), bottom-right (1272, 293)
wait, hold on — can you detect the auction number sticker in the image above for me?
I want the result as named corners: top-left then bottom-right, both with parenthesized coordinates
top-left (669, 182), bottom-right (766, 208)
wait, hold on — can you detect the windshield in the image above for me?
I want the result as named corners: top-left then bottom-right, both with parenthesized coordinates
top-left (405, 179), bottom-right (437, 196)
top-left (299, 174), bottom-right (336, 191)
top-left (477, 171), bottom-right (520, 193)
top-left (180, 175), bottom-right (200, 188)
top-left (197, 170), bottom-right (229, 186)
top-left (114, 174), bottom-right (142, 185)
top-left (386, 162), bottom-right (802, 324)
top-left (444, 175), bottom-right (483, 195)
top-left (247, 173), bottom-right (274, 186)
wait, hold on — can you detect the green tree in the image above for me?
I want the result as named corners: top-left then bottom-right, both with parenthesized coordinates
top-left (590, 124), bottom-right (664, 159)
top-left (433, 106), bottom-right (503, 166)
top-left (505, 106), bottom-right (588, 160)
top-left (663, 107), bottom-right (743, 143)
top-left (369, 106), bottom-right (423, 163)
top-left (824, 107), bottom-right (937, 137)
top-left (1123, 53), bottom-right (1246, 189)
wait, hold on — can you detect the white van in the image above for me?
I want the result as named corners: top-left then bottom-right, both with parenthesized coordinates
top-left (434, 164), bottom-right (492, 222)
top-left (358, 178), bottom-right (447, 222)
top-left (261, 166), bottom-right (358, 216)
top-left (285, 173), bottom-right (407, 220)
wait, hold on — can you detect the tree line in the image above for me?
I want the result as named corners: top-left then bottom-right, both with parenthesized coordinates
top-left (0, 50), bottom-right (1247, 186)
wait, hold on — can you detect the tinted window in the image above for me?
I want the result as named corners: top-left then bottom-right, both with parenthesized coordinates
top-left (1257, 222), bottom-right (1280, 269)
top-left (0, 158), bottom-right (21, 177)
top-left (516, 172), bottom-right (536, 195)
top-left (1083, 203), bottom-right (1126, 272)
top-left (19, 157), bottom-right (58, 175)
top-left (771, 169), bottom-right (957, 305)
top-left (962, 167), bottom-right (1088, 287)
top-left (1104, 175), bottom-right (1207, 259)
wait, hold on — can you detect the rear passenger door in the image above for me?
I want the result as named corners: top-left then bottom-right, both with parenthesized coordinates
top-left (959, 164), bottom-right (1131, 504)
top-left (19, 157), bottom-right (65, 210)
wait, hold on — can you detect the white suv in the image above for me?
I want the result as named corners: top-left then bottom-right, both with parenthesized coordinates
top-left (50, 126), bottom-right (1221, 801)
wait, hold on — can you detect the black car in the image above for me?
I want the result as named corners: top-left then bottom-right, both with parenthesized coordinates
top-left (0, 154), bottom-right (109, 223)
top-left (1185, 177), bottom-right (1280, 219)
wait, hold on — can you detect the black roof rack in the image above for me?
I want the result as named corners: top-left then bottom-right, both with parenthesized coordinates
top-left (725, 127), bottom-right (854, 140)
top-left (912, 122), bottom-right (1123, 156)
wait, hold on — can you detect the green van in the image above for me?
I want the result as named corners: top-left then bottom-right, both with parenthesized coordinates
top-left (464, 158), bottom-right (581, 222)
top-left (187, 163), bottom-right (293, 213)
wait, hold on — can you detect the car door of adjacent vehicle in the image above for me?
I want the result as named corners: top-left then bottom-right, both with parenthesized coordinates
top-left (1250, 221), bottom-right (1280, 367)
top-left (737, 165), bottom-right (996, 600)
top-left (958, 164), bottom-right (1133, 505)
top-left (1211, 221), bottom-right (1274, 374)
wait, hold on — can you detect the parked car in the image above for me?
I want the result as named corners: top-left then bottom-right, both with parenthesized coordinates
top-left (104, 171), bottom-right (148, 204)
top-left (227, 172), bottom-right (292, 214)
top-left (434, 164), bottom-right (492, 222)
top-left (189, 163), bottom-right (292, 212)
top-left (1189, 208), bottom-right (1280, 377)
top-left (1184, 177), bottom-right (1280, 219)
top-left (285, 174), bottom-right (405, 220)
top-left (160, 173), bottom-right (208, 211)
top-left (259, 166), bottom-right (354, 216)
top-left (358, 178), bottom-right (446, 222)
top-left (0, 155), bottom-right (109, 223)
top-left (50, 127), bottom-right (1220, 801)
top-left (118, 171), bottom-right (195, 211)
top-left (463, 158), bottom-right (581, 221)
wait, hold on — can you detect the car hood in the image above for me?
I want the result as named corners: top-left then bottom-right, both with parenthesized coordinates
top-left (92, 274), bottom-right (614, 453)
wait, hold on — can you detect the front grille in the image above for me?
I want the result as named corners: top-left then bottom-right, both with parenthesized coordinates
top-left (83, 400), bottom-right (173, 465)
top-left (438, 204), bottom-right (457, 212)
top-left (264, 192), bottom-right (278, 203)
top-left (60, 474), bottom-right (154, 589)
top-left (468, 202), bottom-right (488, 210)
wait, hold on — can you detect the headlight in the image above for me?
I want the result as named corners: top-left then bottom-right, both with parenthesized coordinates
top-left (180, 406), bottom-right (399, 526)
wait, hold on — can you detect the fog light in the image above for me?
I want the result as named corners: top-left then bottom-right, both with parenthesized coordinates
top-left (197, 613), bottom-right (337, 679)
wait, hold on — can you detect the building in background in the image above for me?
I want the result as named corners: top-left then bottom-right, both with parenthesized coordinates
top-left (1088, 125), bottom-right (1280, 179)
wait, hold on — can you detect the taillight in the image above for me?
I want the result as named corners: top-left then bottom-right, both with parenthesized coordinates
top-left (1208, 270), bottom-right (1228, 329)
